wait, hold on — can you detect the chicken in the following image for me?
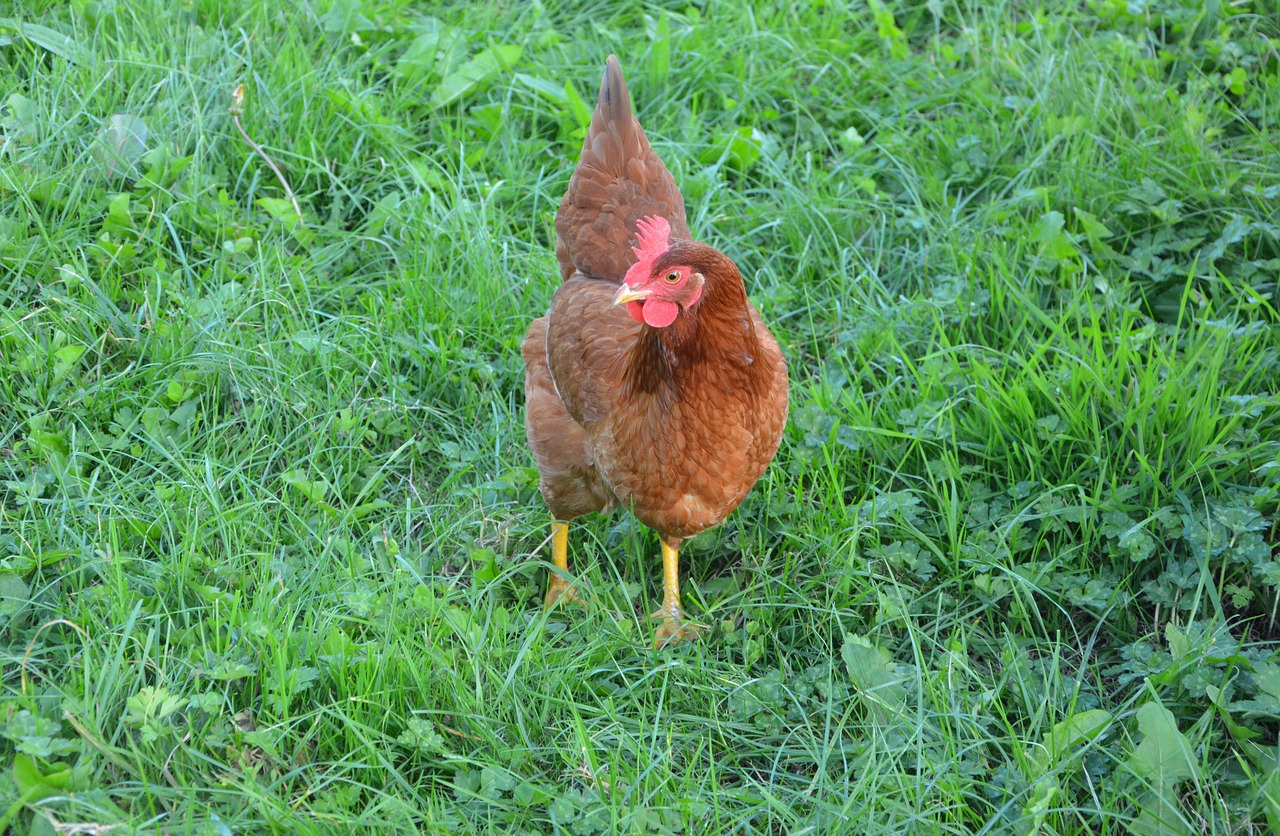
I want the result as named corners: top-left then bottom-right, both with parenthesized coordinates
top-left (522, 55), bottom-right (789, 645)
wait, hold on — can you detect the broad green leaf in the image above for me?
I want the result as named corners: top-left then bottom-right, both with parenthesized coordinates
top-left (205, 659), bottom-right (256, 681)
top-left (1123, 700), bottom-right (1196, 836)
top-left (126, 686), bottom-right (184, 725)
top-left (2, 93), bottom-right (36, 139)
top-left (104, 193), bottom-right (135, 237)
top-left (0, 19), bottom-right (81, 62)
top-left (562, 79), bottom-right (592, 129)
top-left (0, 573), bottom-right (32, 620)
top-left (471, 548), bottom-right (499, 584)
top-left (192, 583), bottom-right (228, 604)
top-left (1074, 207), bottom-right (1113, 241)
top-left (1022, 777), bottom-right (1058, 833)
top-left (648, 13), bottom-right (670, 89)
top-left (123, 517), bottom-right (161, 540)
top-left (1205, 683), bottom-right (1261, 746)
top-left (397, 717), bottom-right (445, 753)
top-left (395, 17), bottom-right (448, 81)
top-left (169, 399), bottom-right (197, 433)
top-left (6, 550), bottom-right (72, 576)
top-left (275, 666), bottom-right (319, 695)
top-left (12, 753), bottom-right (72, 804)
top-left (52, 344), bottom-right (85, 379)
top-left (1034, 210), bottom-right (1079, 260)
top-left (222, 236), bottom-right (254, 254)
top-left (453, 768), bottom-right (481, 800)
top-left (27, 427), bottom-right (68, 457)
top-left (470, 101), bottom-right (504, 138)
top-left (282, 470), bottom-right (334, 509)
top-left (1048, 115), bottom-right (1088, 136)
top-left (255, 197), bottom-right (313, 246)
top-left (1225, 66), bottom-right (1246, 96)
top-left (1256, 663), bottom-right (1280, 703)
top-left (842, 633), bottom-right (907, 720)
top-left (480, 765), bottom-right (517, 799)
top-left (1125, 701), bottom-right (1195, 789)
top-left (866, 0), bottom-right (907, 59)
top-left (512, 781), bottom-right (548, 806)
top-left (430, 44), bottom-right (521, 110)
top-left (443, 606), bottom-right (482, 646)
top-left (94, 114), bottom-right (149, 180)
top-left (291, 332), bottom-right (328, 353)
top-left (1129, 806), bottom-right (1192, 836)
top-left (1264, 767), bottom-right (1280, 835)
top-left (350, 499), bottom-right (392, 518)
top-left (318, 0), bottom-right (374, 33)
top-left (514, 72), bottom-right (566, 104)
top-left (1034, 708), bottom-right (1113, 774)
top-left (840, 126), bottom-right (865, 153)
top-left (699, 126), bottom-right (764, 172)
top-left (1165, 623), bottom-right (1191, 661)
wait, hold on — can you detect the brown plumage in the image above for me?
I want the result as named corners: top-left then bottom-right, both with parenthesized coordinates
top-left (522, 55), bottom-right (789, 644)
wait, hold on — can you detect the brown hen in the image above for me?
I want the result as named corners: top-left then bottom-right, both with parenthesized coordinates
top-left (522, 55), bottom-right (789, 645)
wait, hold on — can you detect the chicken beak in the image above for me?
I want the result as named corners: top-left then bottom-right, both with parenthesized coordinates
top-left (612, 283), bottom-right (651, 306)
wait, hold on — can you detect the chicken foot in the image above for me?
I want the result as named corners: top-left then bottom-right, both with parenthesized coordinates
top-left (543, 521), bottom-right (582, 608)
top-left (651, 538), bottom-right (706, 645)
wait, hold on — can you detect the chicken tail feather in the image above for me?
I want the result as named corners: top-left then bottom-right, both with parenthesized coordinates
top-left (597, 55), bottom-right (631, 131)
top-left (554, 55), bottom-right (690, 284)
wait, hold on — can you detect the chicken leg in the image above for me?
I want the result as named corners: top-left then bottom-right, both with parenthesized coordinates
top-left (651, 537), bottom-right (706, 645)
top-left (543, 521), bottom-right (581, 607)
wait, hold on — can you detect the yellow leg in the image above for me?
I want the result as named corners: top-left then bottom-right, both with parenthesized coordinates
top-left (651, 539), bottom-right (706, 645)
top-left (544, 521), bottom-right (580, 608)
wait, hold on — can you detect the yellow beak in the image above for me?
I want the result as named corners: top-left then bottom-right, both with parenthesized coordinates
top-left (612, 283), bottom-right (651, 306)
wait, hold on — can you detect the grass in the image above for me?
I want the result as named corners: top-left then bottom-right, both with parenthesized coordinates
top-left (2, 0), bottom-right (1279, 831)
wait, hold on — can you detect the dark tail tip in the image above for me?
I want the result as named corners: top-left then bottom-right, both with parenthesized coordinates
top-left (597, 54), bottom-right (630, 120)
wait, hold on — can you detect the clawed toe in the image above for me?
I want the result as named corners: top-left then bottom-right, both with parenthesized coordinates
top-left (544, 575), bottom-right (582, 609)
top-left (651, 607), bottom-right (707, 646)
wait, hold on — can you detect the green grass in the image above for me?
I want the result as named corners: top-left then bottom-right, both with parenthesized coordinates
top-left (2, 0), bottom-right (1280, 832)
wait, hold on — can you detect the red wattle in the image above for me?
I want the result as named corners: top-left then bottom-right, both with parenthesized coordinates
top-left (625, 300), bottom-right (645, 323)
top-left (641, 299), bottom-right (679, 328)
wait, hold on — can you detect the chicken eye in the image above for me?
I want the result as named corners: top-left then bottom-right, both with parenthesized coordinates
top-left (664, 270), bottom-right (681, 283)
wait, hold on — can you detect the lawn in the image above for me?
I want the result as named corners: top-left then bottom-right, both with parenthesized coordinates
top-left (2, 0), bottom-right (1280, 832)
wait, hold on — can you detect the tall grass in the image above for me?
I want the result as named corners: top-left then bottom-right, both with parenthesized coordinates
top-left (2, 0), bottom-right (1278, 832)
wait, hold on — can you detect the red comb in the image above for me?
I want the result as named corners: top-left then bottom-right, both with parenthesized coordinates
top-left (631, 216), bottom-right (671, 263)
top-left (622, 216), bottom-right (672, 288)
